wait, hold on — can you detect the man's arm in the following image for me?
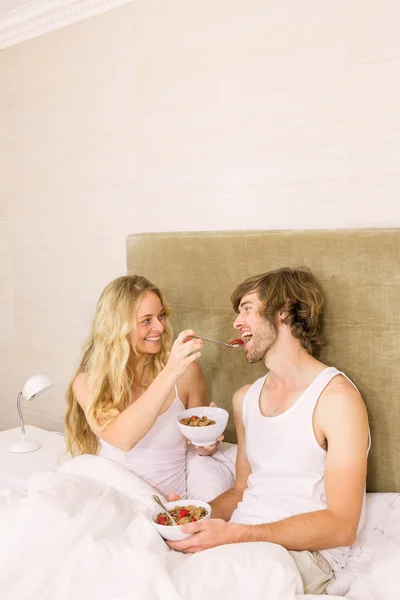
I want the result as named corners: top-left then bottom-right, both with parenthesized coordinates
top-left (169, 376), bottom-right (369, 553)
top-left (167, 385), bottom-right (252, 551)
top-left (208, 385), bottom-right (252, 520)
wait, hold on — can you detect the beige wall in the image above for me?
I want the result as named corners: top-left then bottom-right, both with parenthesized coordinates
top-left (1, 0), bottom-right (400, 431)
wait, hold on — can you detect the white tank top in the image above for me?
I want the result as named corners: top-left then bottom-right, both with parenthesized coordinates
top-left (230, 367), bottom-right (369, 570)
top-left (98, 386), bottom-right (187, 499)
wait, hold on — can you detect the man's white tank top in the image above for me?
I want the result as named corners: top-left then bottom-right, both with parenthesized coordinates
top-left (97, 387), bottom-right (187, 499)
top-left (230, 366), bottom-right (368, 570)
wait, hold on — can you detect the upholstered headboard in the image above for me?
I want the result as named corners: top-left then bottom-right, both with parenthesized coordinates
top-left (126, 230), bottom-right (400, 493)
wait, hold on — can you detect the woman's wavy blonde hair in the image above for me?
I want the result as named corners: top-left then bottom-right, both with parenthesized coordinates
top-left (65, 275), bottom-right (173, 456)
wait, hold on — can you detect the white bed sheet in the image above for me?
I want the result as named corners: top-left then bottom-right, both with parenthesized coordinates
top-left (0, 450), bottom-right (398, 600)
top-left (189, 442), bottom-right (400, 600)
top-left (326, 492), bottom-right (400, 599)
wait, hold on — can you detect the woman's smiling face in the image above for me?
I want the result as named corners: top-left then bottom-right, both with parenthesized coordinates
top-left (133, 291), bottom-right (166, 355)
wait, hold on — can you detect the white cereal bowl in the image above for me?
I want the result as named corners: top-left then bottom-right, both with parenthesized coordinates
top-left (150, 499), bottom-right (211, 541)
top-left (177, 406), bottom-right (229, 446)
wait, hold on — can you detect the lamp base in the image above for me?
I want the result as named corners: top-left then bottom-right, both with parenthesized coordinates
top-left (8, 439), bottom-right (41, 454)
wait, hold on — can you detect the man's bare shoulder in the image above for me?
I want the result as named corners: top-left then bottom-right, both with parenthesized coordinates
top-left (321, 373), bottom-right (364, 404)
top-left (233, 384), bottom-right (252, 403)
top-left (317, 373), bottom-right (369, 430)
top-left (232, 384), bottom-right (253, 416)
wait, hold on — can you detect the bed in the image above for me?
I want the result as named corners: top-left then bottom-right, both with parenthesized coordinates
top-left (0, 229), bottom-right (399, 600)
top-left (126, 229), bottom-right (400, 599)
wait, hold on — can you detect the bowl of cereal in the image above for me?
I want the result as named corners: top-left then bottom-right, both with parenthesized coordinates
top-left (177, 406), bottom-right (229, 447)
top-left (151, 499), bottom-right (211, 541)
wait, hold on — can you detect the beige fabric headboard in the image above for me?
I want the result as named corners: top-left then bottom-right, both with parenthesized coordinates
top-left (126, 229), bottom-right (400, 493)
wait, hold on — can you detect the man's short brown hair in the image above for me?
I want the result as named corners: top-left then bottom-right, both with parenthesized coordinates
top-left (231, 267), bottom-right (325, 357)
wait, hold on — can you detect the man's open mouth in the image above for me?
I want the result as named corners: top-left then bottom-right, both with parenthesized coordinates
top-left (241, 331), bottom-right (253, 347)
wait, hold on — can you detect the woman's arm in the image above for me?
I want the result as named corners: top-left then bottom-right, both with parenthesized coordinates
top-left (179, 361), bottom-right (208, 409)
top-left (74, 330), bottom-right (204, 451)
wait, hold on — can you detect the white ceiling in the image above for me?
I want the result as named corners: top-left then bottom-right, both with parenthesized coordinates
top-left (0, 0), bottom-right (38, 18)
top-left (0, 0), bottom-right (133, 50)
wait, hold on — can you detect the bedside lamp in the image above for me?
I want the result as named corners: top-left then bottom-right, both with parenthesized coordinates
top-left (7, 375), bottom-right (54, 454)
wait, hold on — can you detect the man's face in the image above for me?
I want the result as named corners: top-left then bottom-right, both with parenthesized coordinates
top-left (233, 292), bottom-right (277, 364)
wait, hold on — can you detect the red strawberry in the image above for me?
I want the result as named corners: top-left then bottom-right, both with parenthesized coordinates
top-left (190, 415), bottom-right (198, 420)
top-left (229, 338), bottom-right (244, 346)
top-left (192, 518), bottom-right (197, 522)
top-left (157, 515), bottom-right (167, 525)
top-left (179, 508), bottom-right (189, 519)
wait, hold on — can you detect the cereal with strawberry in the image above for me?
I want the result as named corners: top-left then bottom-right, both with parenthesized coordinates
top-left (155, 504), bottom-right (208, 526)
top-left (179, 415), bottom-right (216, 427)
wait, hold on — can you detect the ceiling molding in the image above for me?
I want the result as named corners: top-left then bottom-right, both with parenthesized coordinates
top-left (0, 0), bottom-right (134, 50)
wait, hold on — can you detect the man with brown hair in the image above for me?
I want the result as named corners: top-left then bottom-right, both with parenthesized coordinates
top-left (168, 267), bottom-right (370, 594)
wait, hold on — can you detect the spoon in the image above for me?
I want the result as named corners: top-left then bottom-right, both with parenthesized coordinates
top-left (152, 494), bottom-right (178, 525)
top-left (193, 335), bottom-right (244, 348)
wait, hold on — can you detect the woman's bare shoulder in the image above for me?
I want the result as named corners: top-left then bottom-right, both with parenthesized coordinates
top-left (72, 372), bottom-right (89, 410)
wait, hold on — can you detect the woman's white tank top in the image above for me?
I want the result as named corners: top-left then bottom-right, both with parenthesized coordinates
top-left (98, 386), bottom-right (187, 499)
top-left (230, 367), bottom-right (369, 570)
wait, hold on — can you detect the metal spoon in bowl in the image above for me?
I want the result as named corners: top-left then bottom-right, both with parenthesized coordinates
top-left (193, 335), bottom-right (244, 348)
top-left (152, 494), bottom-right (178, 525)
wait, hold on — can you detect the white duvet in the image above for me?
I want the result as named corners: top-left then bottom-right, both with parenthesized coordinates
top-left (0, 455), bottom-right (304, 600)
top-left (1, 455), bottom-right (399, 600)
top-left (326, 492), bottom-right (400, 600)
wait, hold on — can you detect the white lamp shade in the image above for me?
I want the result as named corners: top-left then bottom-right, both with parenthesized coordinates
top-left (22, 374), bottom-right (54, 401)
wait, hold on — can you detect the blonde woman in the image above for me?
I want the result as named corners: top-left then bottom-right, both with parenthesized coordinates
top-left (65, 275), bottom-right (218, 499)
